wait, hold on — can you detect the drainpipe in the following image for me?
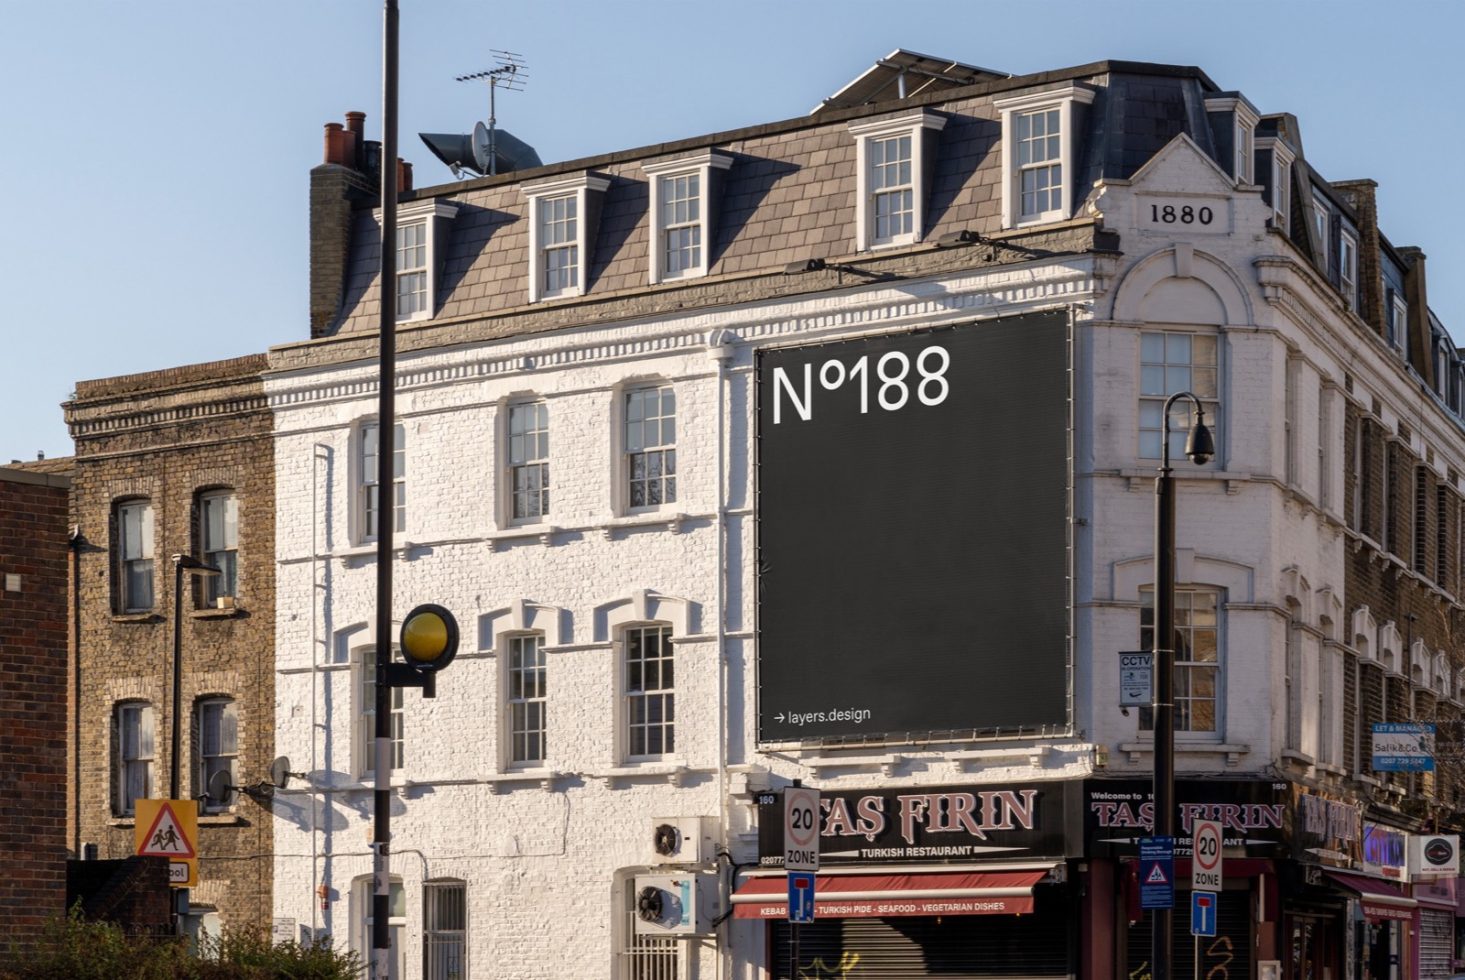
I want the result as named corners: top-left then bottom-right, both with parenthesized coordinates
top-left (69, 525), bottom-right (83, 856)
top-left (708, 332), bottom-right (734, 980)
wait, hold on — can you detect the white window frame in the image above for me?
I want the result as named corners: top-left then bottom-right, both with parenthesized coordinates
top-left (623, 623), bottom-right (675, 761)
top-left (848, 109), bottom-right (946, 250)
top-left (1139, 587), bottom-right (1223, 736)
top-left (643, 150), bottom-right (733, 284)
top-left (359, 420), bottom-right (406, 545)
top-left (196, 697), bottom-right (237, 813)
top-left (353, 875), bottom-right (405, 980)
top-left (1138, 330), bottom-right (1221, 463)
top-left (1340, 229), bottom-right (1359, 313)
top-left (114, 701), bottom-right (155, 816)
top-left (622, 383), bottom-right (678, 513)
top-left (1311, 190), bottom-right (1331, 265)
top-left (522, 172), bottom-right (610, 303)
top-left (506, 400), bottom-right (550, 525)
top-left (116, 498), bottom-right (155, 613)
top-left (1203, 96), bottom-right (1260, 185)
top-left (356, 646), bottom-right (404, 780)
top-left (504, 632), bottom-right (548, 767)
top-left (424, 879), bottom-right (468, 980)
top-left (1392, 294), bottom-right (1409, 354)
top-left (374, 200), bottom-right (457, 324)
top-left (199, 489), bottom-right (238, 606)
top-left (994, 85), bottom-right (1094, 229)
top-left (1257, 137), bottom-right (1294, 234)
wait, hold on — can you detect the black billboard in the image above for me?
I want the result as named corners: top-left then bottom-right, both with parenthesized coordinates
top-left (756, 312), bottom-right (1070, 741)
top-left (756, 781), bottom-right (1078, 866)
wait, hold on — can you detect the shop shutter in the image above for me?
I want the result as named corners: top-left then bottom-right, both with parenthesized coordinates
top-left (1126, 890), bottom-right (1252, 980)
top-left (1418, 908), bottom-right (1452, 980)
top-left (769, 890), bottom-right (1071, 979)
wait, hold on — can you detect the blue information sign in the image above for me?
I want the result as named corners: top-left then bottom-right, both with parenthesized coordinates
top-left (787, 873), bottom-right (815, 924)
top-left (1139, 836), bottom-right (1175, 910)
top-left (1191, 890), bottom-right (1218, 937)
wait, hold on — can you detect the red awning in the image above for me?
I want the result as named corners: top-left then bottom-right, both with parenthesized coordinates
top-left (731, 869), bottom-right (1048, 920)
top-left (1325, 872), bottom-right (1418, 923)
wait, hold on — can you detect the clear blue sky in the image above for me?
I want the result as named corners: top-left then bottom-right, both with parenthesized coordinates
top-left (2, 0), bottom-right (1461, 462)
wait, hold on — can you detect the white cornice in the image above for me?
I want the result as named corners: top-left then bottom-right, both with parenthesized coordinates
top-left (265, 260), bottom-right (1096, 413)
top-left (991, 83), bottom-right (1096, 113)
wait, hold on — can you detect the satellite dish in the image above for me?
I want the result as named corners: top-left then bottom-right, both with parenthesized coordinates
top-left (207, 770), bottom-right (238, 808)
top-left (418, 128), bottom-right (542, 178)
top-left (270, 756), bottom-right (293, 789)
top-left (472, 122), bottom-right (493, 175)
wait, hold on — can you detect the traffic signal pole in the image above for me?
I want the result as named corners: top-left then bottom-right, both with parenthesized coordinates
top-left (371, 1), bottom-right (399, 977)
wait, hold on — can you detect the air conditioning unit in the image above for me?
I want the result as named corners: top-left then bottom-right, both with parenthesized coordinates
top-left (1408, 835), bottom-right (1460, 877)
top-left (649, 816), bottom-right (717, 865)
top-left (632, 873), bottom-right (716, 937)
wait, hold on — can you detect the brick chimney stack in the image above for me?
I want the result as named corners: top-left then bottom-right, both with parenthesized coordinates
top-left (310, 111), bottom-right (375, 339)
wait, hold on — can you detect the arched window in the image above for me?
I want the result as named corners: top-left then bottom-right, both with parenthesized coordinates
top-left (423, 879), bottom-right (467, 980)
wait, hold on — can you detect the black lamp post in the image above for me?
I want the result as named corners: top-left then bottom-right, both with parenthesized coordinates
top-left (1151, 391), bottom-right (1215, 980)
top-left (170, 554), bottom-right (220, 801)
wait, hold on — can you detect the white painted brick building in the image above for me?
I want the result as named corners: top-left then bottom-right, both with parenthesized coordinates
top-left (264, 53), bottom-right (1465, 980)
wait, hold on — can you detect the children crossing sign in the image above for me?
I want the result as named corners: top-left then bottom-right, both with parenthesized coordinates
top-left (134, 799), bottom-right (198, 887)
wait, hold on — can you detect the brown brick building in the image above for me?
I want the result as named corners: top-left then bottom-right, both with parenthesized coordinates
top-left (0, 464), bottom-right (71, 945)
top-left (64, 355), bottom-right (274, 936)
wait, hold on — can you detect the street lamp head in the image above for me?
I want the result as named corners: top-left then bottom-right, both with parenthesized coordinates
top-left (172, 554), bottom-right (221, 577)
top-left (1184, 414), bottom-right (1215, 465)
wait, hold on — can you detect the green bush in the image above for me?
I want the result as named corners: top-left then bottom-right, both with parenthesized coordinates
top-left (2, 910), bottom-right (360, 980)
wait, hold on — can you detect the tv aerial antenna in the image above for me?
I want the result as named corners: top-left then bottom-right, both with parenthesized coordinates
top-left (456, 51), bottom-right (528, 177)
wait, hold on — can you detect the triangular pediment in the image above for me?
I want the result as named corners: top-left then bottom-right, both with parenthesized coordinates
top-left (1124, 132), bottom-right (1239, 195)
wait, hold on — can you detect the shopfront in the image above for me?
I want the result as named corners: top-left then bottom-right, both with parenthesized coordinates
top-left (1082, 778), bottom-right (1292, 980)
top-left (737, 781), bottom-right (1080, 979)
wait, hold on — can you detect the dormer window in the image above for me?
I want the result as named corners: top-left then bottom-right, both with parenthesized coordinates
top-left (1257, 138), bottom-right (1294, 234)
top-left (642, 150), bottom-right (733, 284)
top-left (994, 85), bottom-right (1095, 229)
top-left (1390, 293), bottom-right (1409, 354)
top-left (848, 110), bottom-right (947, 250)
top-left (1311, 191), bottom-right (1331, 268)
top-left (522, 172), bottom-right (611, 303)
top-left (1204, 96), bottom-right (1260, 184)
top-left (384, 200), bottom-right (457, 323)
top-left (1340, 229), bottom-right (1359, 313)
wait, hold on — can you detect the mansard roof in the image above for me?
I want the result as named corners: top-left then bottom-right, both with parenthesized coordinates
top-left (322, 59), bottom-right (1224, 339)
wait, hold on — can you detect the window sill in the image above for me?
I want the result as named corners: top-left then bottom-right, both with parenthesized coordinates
top-left (198, 812), bottom-right (246, 826)
top-left (112, 612), bottom-right (160, 624)
top-left (602, 512), bottom-right (689, 540)
top-left (489, 524), bottom-right (560, 551)
top-left (481, 769), bottom-right (564, 793)
top-left (333, 542), bottom-right (415, 561)
top-left (1119, 467), bottom-right (1250, 495)
top-left (596, 762), bottom-right (691, 788)
top-left (108, 817), bottom-right (137, 828)
top-left (1118, 741), bottom-right (1250, 767)
top-left (191, 607), bottom-right (242, 620)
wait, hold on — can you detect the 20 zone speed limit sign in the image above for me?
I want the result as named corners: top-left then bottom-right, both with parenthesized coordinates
top-left (1191, 819), bottom-right (1223, 891)
top-left (784, 787), bottom-right (821, 872)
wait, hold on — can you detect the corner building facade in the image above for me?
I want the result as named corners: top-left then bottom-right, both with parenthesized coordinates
top-left (266, 53), bottom-right (1465, 978)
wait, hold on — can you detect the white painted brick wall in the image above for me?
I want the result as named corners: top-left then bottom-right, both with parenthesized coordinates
top-left (266, 137), bottom-right (1439, 975)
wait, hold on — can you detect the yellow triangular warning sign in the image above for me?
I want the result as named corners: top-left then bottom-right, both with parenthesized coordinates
top-left (138, 802), bottom-right (197, 859)
top-left (1145, 864), bottom-right (1169, 885)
